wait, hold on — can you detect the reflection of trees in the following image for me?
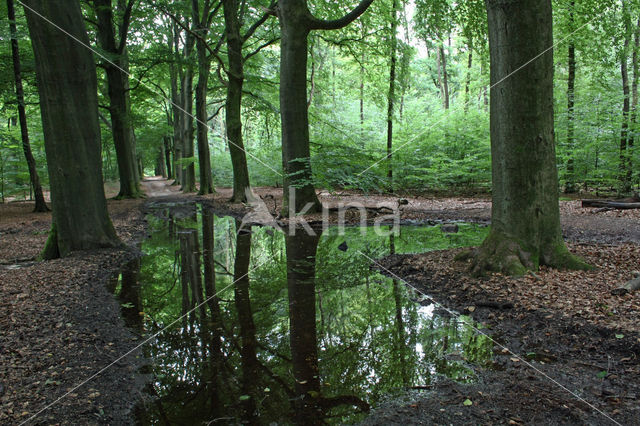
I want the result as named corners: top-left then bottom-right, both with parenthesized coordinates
top-left (115, 257), bottom-right (143, 332)
top-left (286, 230), bottom-right (369, 424)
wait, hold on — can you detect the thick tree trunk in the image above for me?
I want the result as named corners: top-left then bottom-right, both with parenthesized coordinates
top-left (277, 0), bottom-right (372, 215)
top-left (471, 0), bottom-right (590, 275)
top-left (386, 0), bottom-right (398, 192)
top-left (278, 3), bottom-right (322, 215)
top-left (7, 0), bottom-right (48, 212)
top-left (24, 0), bottom-right (121, 258)
top-left (223, 0), bottom-right (253, 202)
top-left (94, 0), bottom-right (141, 199)
top-left (170, 23), bottom-right (182, 185)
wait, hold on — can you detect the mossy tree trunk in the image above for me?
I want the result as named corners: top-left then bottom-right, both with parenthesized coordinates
top-left (471, 0), bottom-right (590, 276)
top-left (277, 0), bottom-right (374, 215)
top-left (24, 0), bottom-right (121, 259)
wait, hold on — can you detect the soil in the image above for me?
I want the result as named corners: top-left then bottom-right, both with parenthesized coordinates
top-left (1, 178), bottom-right (639, 425)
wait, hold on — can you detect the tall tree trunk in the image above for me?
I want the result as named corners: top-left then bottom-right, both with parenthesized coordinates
top-left (7, 0), bottom-right (48, 212)
top-left (464, 37), bottom-right (473, 113)
top-left (629, 18), bottom-right (640, 187)
top-left (386, 0), bottom-right (398, 191)
top-left (620, 6), bottom-right (632, 195)
top-left (181, 30), bottom-right (196, 192)
top-left (170, 22), bottom-right (182, 185)
top-left (24, 0), bottom-right (121, 258)
top-left (223, 0), bottom-right (253, 202)
top-left (163, 136), bottom-right (172, 179)
top-left (193, 0), bottom-right (214, 195)
top-left (277, 0), bottom-right (373, 215)
top-left (565, 0), bottom-right (577, 194)
top-left (439, 44), bottom-right (449, 110)
top-left (94, 0), bottom-right (142, 199)
top-left (278, 4), bottom-right (322, 215)
top-left (470, 0), bottom-right (590, 275)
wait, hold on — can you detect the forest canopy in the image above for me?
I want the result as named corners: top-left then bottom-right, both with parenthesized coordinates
top-left (1, 0), bottom-right (637, 204)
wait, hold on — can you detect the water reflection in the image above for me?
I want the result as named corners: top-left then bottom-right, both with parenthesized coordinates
top-left (122, 204), bottom-right (493, 424)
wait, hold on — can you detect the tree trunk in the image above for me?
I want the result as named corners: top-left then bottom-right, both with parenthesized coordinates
top-left (7, 0), bottom-right (48, 212)
top-left (94, 0), bottom-right (141, 199)
top-left (629, 18), bottom-right (640, 187)
top-left (181, 30), bottom-right (196, 192)
top-left (277, 0), bottom-right (373, 215)
top-left (464, 37), bottom-right (473, 114)
top-left (24, 0), bottom-right (121, 258)
top-left (170, 22), bottom-right (182, 185)
top-left (620, 4), bottom-right (632, 195)
top-left (278, 2), bottom-right (322, 215)
top-left (223, 0), bottom-right (253, 202)
top-left (193, 2), bottom-right (214, 195)
top-left (471, 0), bottom-right (590, 275)
top-left (440, 44), bottom-right (449, 110)
top-left (386, 0), bottom-right (398, 192)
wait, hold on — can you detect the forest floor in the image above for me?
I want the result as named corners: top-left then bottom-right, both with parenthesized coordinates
top-left (1, 177), bottom-right (639, 425)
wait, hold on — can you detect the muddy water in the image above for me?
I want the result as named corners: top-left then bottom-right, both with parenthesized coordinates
top-left (110, 203), bottom-right (493, 424)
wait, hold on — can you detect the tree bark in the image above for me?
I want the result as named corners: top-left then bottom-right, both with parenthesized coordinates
top-left (223, 0), bottom-right (253, 202)
top-left (180, 29), bottom-right (196, 193)
top-left (464, 37), bottom-right (473, 113)
top-left (277, 0), bottom-right (373, 215)
top-left (7, 0), bottom-right (48, 212)
top-left (24, 0), bottom-right (121, 258)
top-left (193, 0), bottom-right (214, 195)
top-left (620, 3), bottom-right (632, 195)
top-left (471, 0), bottom-right (590, 275)
top-left (386, 0), bottom-right (398, 192)
top-left (94, 0), bottom-right (142, 199)
top-left (439, 44), bottom-right (449, 110)
top-left (629, 18), bottom-right (640, 188)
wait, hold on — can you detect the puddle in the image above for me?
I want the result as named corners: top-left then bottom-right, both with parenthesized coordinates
top-left (110, 203), bottom-right (493, 424)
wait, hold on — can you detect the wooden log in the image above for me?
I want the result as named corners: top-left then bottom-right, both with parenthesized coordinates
top-left (611, 273), bottom-right (640, 295)
top-left (581, 200), bottom-right (640, 209)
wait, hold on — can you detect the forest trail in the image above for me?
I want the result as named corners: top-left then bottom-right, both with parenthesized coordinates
top-left (140, 176), bottom-right (180, 198)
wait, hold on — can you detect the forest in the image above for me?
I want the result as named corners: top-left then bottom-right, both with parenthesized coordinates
top-left (0, 0), bottom-right (639, 424)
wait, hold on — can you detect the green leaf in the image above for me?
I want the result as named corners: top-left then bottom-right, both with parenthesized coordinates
top-left (463, 399), bottom-right (473, 406)
top-left (597, 371), bottom-right (607, 379)
top-left (615, 334), bottom-right (624, 339)
top-left (239, 395), bottom-right (251, 401)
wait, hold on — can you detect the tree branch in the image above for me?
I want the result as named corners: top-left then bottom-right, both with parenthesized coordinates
top-left (117, 0), bottom-right (137, 53)
top-left (242, 0), bottom-right (277, 43)
top-left (243, 37), bottom-right (280, 62)
top-left (307, 0), bottom-right (374, 31)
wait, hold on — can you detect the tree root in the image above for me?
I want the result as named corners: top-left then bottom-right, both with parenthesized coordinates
top-left (458, 231), bottom-right (593, 277)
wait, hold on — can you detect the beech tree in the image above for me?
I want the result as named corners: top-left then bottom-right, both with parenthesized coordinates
top-left (469, 0), bottom-right (590, 275)
top-left (277, 0), bottom-right (374, 215)
top-left (7, 0), bottom-right (48, 212)
top-left (23, 0), bottom-right (121, 258)
top-left (94, 0), bottom-right (142, 198)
